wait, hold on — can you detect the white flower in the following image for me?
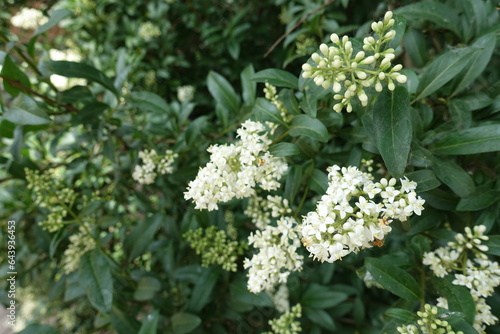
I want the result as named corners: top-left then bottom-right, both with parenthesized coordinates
top-left (11, 8), bottom-right (48, 30)
top-left (177, 85), bottom-right (195, 102)
top-left (133, 149), bottom-right (178, 185)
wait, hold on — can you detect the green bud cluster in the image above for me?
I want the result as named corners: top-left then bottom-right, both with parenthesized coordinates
top-left (61, 222), bottom-right (96, 275)
top-left (183, 226), bottom-right (247, 272)
top-left (301, 11), bottom-right (406, 113)
top-left (397, 304), bottom-right (464, 334)
top-left (25, 168), bottom-right (77, 232)
top-left (264, 83), bottom-right (293, 124)
top-left (263, 303), bottom-right (302, 334)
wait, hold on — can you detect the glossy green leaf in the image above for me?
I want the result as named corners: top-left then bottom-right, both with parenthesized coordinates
top-left (187, 267), bottom-right (219, 312)
top-left (448, 99), bottom-right (471, 130)
top-left (240, 64), bottom-right (256, 106)
top-left (289, 114), bottom-right (329, 142)
top-left (130, 91), bottom-right (170, 114)
top-left (403, 28), bottom-right (427, 67)
top-left (138, 310), bottom-right (159, 334)
top-left (460, 0), bottom-right (488, 41)
top-left (373, 86), bottom-right (412, 178)
top-left (447, 317), bottom-right (478, 334)
top-left (172, 313), bottom-right (202, 334)
top-left (431, 158), bottom-right (475, 198)
top-left (302, 283), bottom-right (348, 309)
top-left (252, 68), bottom-right (298, 90)
top-left (64, 272), bottom-right (85, 302)
top-left (269, 142), bottom-right (301, 157)
top-left (1, 55), bottom-right (31, 97)
top-left (456, 189), bottom-right (498, 211)
top-left (285, 164), bottom-right (305, 202)
top-left (385, 308), bottom-right (419, 323)
top-left (34, 9), bottom-right (72, 36)
top-left (483, 236), bottom-right (500, 256)
top-left (304, 307), bottom-right (336, 330)
top-left (207, 71), bottom-right (239, 119)
top-left (124, 214), bottom-right (162, 261)
top-left (405, 169), bottom-right (441, 192)
top-left (415, 46), bottom-right (478, 101)
top-left (430, 124), bottom-right (500, 155)
top-left (395, 1), bottom-right (462, 38)
top-left (111, 306), bottom-right (141, 334)
top-left (133, 276), bottom-right (162, 301)
top-left (309, 168), bottom-right (329, 194)
top-left (449, 32), bottom-right (496, 96)
top-left (431, 275), bottom-right (476, 324)
top-left (365, 257), bottom-right (421, 301)
top-left (3, 94), bottom-right (51, 125)
top-left (79, 249), bottom-right (113, 313)
top-left (48, 61), bottom-right (118, 95)
top-left (17, 325), bottom-right (60, 334)
top-left (252, 98), bottom-right (282, 125)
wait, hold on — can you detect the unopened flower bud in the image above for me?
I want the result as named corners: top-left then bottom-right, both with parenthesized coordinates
top-left (302, 63), bottom-right (313, 71)
top-left (384, 30), bottom-right (396, 40)
top-left (395, 74), bottom-right (407, 83)
top-left (311, 52), bottom-right (322, 63)
top-left (330, 33), bottom-right (339, 43)
top-left (384, 11), bottom-right (393, 23)
top-left (360, 56), bottom-right (375, 65)
top-left (320, 43), bottom-right (329, 56)
top-left (333, 82), bottom-right (342, 92)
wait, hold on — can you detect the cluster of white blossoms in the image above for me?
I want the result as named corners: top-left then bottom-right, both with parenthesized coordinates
top-left (132, 149), bottom-right (178, 185)
top-left (177, 85), bottom-right (195, 102)
top-left (185, 120), bottom-right (288, 211)
top-left (138, 22), bottom-right (161, 41)
top-left (61, 223), bottom-right (96, 275)
top-left (244, 195), bottom-right (292, 230)
top-left (423, 225), bottom-right (499, 333)
top-left (10, 7), bottom-right (48, 30)
top-left (301, 11), bottom-right (407, 112)
top-left (244, 217), bottom-right (303, 294)
top-left (301, 165), bottom-right (425, 263)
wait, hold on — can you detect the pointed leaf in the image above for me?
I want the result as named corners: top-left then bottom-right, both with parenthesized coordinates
top-left (405, 169), bottom-right (441, 192)
top-left (302, 283), bottom-right (348, 309)
top-left (431, 158), bottom-right (475, 198)
top-left (207, 71), bottom-right (239, 114)
top-left (1, 55), bottom-right (31, 97)
top-left (186, 267), bottom-right (220, 312)
top-left (34, 9), bottom-right (72, 36)
top-left (240, 64), bottom-right (256, 106)
top-left (373, 86), bottom-right (412, 178)
top-left (269, 142), bottom-right (301, 157)
top-left (79, 250), bottom-right (113, 313)
top-left (124, 214), bottom-right (162, 261)
top-left (252, 98), bottom-right (283, 125)
top-left (483, 236), bottom-right (500, 256)
top-left (365, 257), bottom-right (421, 301)
top-left (252, 68), bottom-right (298, 90)
top-left (130, 91), bottom-right (170, 114)
top-left (431, 275), bottom-right (476, 324)
top-left (290, 114), bottom-right (329, 142)
top-left (138, 310), bottom-right (160, 334)
top-left (385, 308), bottom-right (419, 323)
top-left (430, 124), bottom-right (500, 155)
top-left (3, 94), bottom-right (51, 125)
top-left (134, 276), bottom-right (162, 301)
top-left (172, 313), bottom-right (202, 334)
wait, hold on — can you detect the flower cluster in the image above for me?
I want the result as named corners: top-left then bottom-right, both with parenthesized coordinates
top-left (423, 225), bottom-right (499, 333)
top-left (25, 168), bottom-right (77, 232)
top-left (61, 223), bottom-right (96, 275)
top-left (301, 165), bottom-right (425, 263)
top-left (301, 11), bottom-right (406, 112)
top-left (10, 8), bottom-right (47, 30)
top-left (264, 83), bottom-right (293, 124)
top-left (132, 149), bottom-right (178, 185)
top-left (397, 304), bottom-right (463, 334)
top-left (244, 195), bottom-right (292, 230)
top-left (183, 226), bottom-right (247, 272)
top-left (138, 22), bottom-right (161, 40)
top-left (244, 217), bottom-right (303, 293)
top-left (185, 120), bottom-right (288, 211)
top-left (177, 85), bottom-right (195, 102)
top-left (263, 304), bottom-right (302, 334)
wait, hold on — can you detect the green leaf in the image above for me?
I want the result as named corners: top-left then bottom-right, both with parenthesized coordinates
top-left (447, 317), bottom-right (478, 334)
top-left (456, 189), bottom-right (498, 211)
top-left (3, 94), bottom-right (51, 125)
top-left (385, 308), bottom-right (419, 323)
top-left (172, 313), bottom-right (202, 334)
top-left (111, 306), bottom-right (141, 334)
top-left (48, 61), bottom-right (118, 95)
top-left (138, 310), bottom-right (159, 334)
top-left (79, 249), bottom-right (113, 313)
top-left (431, 275), bottom-right (476, 324)
top-left (289, 114), bottom-right (329, 142)
top-left (309, 168), bottom-right (329, 194)
top-left (207, 70), bottom-right (239, 116)
top-left (405, 169), bottom-right (441, 192)
top-left (304, 307), bottom-right (336, 330)
top-left (134, 276), bottom-right (162, 301)
top-left (431, 158), bottom-right (475, 198)
top-left (130, 91), bottom-right (170, 114)
top-left (365, 257), bottom-right (421, 301)
top-left (269, 142), bottom-right (301, 157)
top-left (448, 99), bottom-right (471, 130)
top-left (252, 68), bottom-right (298, 90)
top-left (373, 86), bottom-right (412, 178)
top-left (17, 324), bottom-right (60, 334)
top-left (302, 283), bottom-right (348, 309)
top-left (414, 47), bottom-right (477, 101)
top-left (395, 1), bottom-right (462, 38)
top-left (187, 267), bottom-right (220, 312)
top-left (285, 164), bottom-right (305, 202)
top-left (449, 32), bottom-right (496, 96)
top-left (124, 214), bottom-right (162, 261)
top-left (483, 236), bottom-right (500, 256)
top-left (1, 55), bottom-right (31, 97)
top-left (34, 9), bottom-right (72, 36)
top-left (252, 98), bottom-right (283, 125)
top-left (430, 124), bottom-right (500, 155)
top-left (240, 64), bottom-right (256, 106)
top-left (403, 28), bottom-right (427, 67)
top-left (460, 0), bottom-right (489, 41)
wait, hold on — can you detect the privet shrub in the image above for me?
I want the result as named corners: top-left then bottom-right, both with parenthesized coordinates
top-left (1, 0), bottom-right (499, 333)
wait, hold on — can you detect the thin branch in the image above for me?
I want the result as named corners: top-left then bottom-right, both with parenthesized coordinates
top-left (264, 0), bottom-right (336, 58)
